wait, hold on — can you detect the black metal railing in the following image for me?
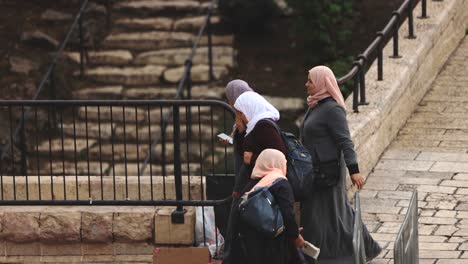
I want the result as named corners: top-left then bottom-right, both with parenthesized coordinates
top-left (0, 100), bottom-right (234, 206)
top-left (337, 0), bottom-right (433, 112)
top-left (394, 191), bottom-right (419, 264)
top-left (352, 192), bottom-right (366, 264)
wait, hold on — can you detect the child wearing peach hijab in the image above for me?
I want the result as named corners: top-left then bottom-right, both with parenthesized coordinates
top-left (239, 149), bottom-right (305, 264)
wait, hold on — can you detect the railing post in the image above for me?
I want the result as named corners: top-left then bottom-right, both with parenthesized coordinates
top-left (407, 0), bottom-right (416, 39)
top-left (390, 12), bottom-right (402, 58)
top-left (352, 70), bottom-right (359, 112)
top-left (419, 0), bottom-right (428, 19)
top-left (171, 105), bottom-right (186, 224)
top-left (207, 10), bottom-right (214, 81)
top-left (79, 6), bottom-right (85, 78)
top-left (357, 56), bottom-right (368, 106)
top-left (19, 115), bottom-right (27, 176)
top-left (376, 32), bottom-right (384, 81)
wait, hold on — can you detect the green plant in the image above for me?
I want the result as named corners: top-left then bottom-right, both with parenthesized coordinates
top-left (286, 0), bottom-right (357, 97)
top-left (218, 0), bottom-right (280, 34)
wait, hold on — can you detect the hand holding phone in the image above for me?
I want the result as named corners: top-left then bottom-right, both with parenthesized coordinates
top-left (217, 133), bottom-right (233, 144)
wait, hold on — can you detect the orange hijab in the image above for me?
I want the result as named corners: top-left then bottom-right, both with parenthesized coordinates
top-left (247, 149), bottom-right (287, 194)
top-left (306, 66), bottom-right (346, 109)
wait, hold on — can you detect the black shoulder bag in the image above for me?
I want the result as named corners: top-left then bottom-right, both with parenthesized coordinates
top-left (313, 150), bottom-right (341, 188)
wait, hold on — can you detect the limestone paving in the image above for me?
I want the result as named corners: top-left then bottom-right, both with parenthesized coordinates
top-left (364, 37), bottom-right (468, 263)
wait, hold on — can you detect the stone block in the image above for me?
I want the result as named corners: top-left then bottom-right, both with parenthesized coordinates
top-left (113, 242), bottom-right (153, 255)
top-left (39, 212), bottom-right (81, 242)
top-left (81, 212), bottom-right (113, 243)
top-left (5, 242), bottom-right (40, 256)
top-left (113, 212), bottom-right (154, 242)
top-left (41, 243), bottom-right (81, 256)
top-left (81, 243), bottom-right (113, 255)
top-left (2, 213), bottom-right (40, 243)
top-left (154, 206), bottom-right (195, 245)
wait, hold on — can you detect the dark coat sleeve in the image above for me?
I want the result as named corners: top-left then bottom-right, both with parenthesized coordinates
top-left (326, 105), bottom-right (360, 174)
top-left (270, 180), bottom-right (299, 239)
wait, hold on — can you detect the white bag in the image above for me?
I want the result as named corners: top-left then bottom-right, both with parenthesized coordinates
top-left (195, 206), bottom-right (224, 258)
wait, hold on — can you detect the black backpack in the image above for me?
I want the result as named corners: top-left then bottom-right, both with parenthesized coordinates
top-left (264, 120), bottom-right (315, 201)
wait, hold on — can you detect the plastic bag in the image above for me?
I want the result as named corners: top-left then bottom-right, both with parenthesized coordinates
top-left (195, 206), bottom-right (224, 258)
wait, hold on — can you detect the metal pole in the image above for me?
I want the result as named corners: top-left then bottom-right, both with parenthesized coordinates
top-left (376, 32), bottom-right (384, 81)
top-left (19, 113), bottom-right (27, 176)
top-left (358, 62), bottom-right (367, 105)
top-left (79, 9), bottom-right (85, 78)
top-left (353, 72), bottom-right (359, 112)
top-left (407, 0), bottom-right (416, 39)
top-left (171, 105), bottom-right (186, 224)
top-left (419, 0), bottom-right (428, 19)
top-left (390, 12), bottom-right (401, 58)
top-left (207, 11), bottom-right (214, 81)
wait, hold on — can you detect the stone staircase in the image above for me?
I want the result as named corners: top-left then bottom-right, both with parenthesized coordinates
top-left (64, 0), bottom-right (234, 101)
top-left (0, 1), bottom-right (235, 262)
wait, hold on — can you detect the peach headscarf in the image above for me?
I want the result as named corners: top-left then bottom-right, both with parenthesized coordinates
top-left (306, 65), bottom-right (346, 109)
top-left (247, 149), bottom-right (287, 194)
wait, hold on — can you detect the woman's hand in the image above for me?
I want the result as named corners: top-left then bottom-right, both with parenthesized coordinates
top-left (351, 173), bottom-right (365, 189)
top-left (243, 151), bottom-right (253, 165)
top-left (294, 234), bottom-right (306, 248)
top-left (235, 112), bottom-right (246, 133)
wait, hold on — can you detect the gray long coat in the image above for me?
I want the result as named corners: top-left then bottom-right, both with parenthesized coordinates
top-left (300, 97), bottom-right (381, 263)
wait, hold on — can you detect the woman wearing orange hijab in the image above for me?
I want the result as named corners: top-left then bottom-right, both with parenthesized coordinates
top-left (300, 66), bottom-right (381, 263)
top-left (239, 149), bottom-right (305, 264)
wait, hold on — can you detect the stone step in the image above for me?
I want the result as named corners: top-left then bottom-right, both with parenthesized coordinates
top-left (82, 65), bottom-right (166, 85)
top-left (77, 105), bottom-right (222, 123)
top-left (31, 140), bottom-right (207, 164)
top-left (134, 46), bottom-right (234, 67)
top-left (72, 86), bottom-right (124, 100)
top-left (108, 163), bottom-right (204, 179)
top-left (103, 31), bottom-right (233, 51)
top-left (114, 15), bottom-right (221, 32)
top-left (2, 175), bottom-right (205, 201)
top-left (163, 64), bottom-right (228, 83)
top-left (113, 0), bottom-right (209, 16)
top-left (0, 205), bottom-right (198, 248)
top-left (122, 85), bottom-right (225, 100)
top-left (64, 50), bottom-right (133, 66)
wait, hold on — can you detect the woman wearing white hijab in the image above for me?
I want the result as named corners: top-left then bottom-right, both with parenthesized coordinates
top-left (233, 91), bottom-right (284, 168)
top-left (239, 149), bottom-right (305, 264)
top-left (223, 91), bottom-right (289, 264)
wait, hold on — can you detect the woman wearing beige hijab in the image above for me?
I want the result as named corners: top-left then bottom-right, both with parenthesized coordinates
top-left (300, 66), bottom-right (381, 263)
top-left (239, 149), bottom-right (305, 264)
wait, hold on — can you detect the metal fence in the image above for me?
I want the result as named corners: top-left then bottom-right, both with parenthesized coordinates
top-left (353, 192), bottom-right (366, 264)
top-left (337, 0), bottom-right (435, 112)
top-left (394, 191), bottom-right (419, 264)
top-left (0, 100), bottom-right (235, 207)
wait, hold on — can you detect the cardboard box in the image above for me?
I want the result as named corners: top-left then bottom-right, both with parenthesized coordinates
top-left (153, 247), bottom-right (210, 264)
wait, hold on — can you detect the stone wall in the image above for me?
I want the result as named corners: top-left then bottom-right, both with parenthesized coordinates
top-left (345, 0), bottom-right (468, 197)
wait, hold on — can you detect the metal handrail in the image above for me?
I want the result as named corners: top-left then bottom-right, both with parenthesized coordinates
top-left (337, 0), bottom-right (431, 112)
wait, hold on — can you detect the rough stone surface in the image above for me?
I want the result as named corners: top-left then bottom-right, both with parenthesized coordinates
top-left (65, 50), bottom-right (133, 66)
top-left (21, 31), bottom-right (59, 49)
top-left (41, 9), bottom-right (72, 21)
top-left (39, 212), bottom-right (81, 242)
top-left (9, 56), bottom-right (38, 74)
top-left (84, 65), bottom-right (165, 85)
top-left (81, 212), bottom-right (113, 243)
top-left (173, 16), bottom-right (220, 31)
top-left (103, 31), bottom-right (193, 51)
top-left (115, 18), bottom-right (174, 31)
top-left (154, 206), bottom-right (195, 245)
top-left (134, 46), bottom-right (234, 67)
top-left (2, 213), bottom-right (40, 242)
top-left (163, 64), bottom-right (228, 83)
top-left (113, 212), bottom-right (154, 242)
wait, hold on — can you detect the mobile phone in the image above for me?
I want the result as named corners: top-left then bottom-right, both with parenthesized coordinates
top-left (217, 133), bottom-right (233, 144)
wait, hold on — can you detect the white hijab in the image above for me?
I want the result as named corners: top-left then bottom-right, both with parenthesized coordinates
top-left (233, 91), bottom-right (280, 136)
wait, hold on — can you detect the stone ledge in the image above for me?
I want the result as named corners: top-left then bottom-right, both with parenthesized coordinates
top-left (345, 0), bottom-right (468, 198)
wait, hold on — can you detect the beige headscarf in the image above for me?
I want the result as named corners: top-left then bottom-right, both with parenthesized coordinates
top-left (306, 65), bottom-right (346, 109)
top-left (247, 149), bottom-right (287, 194)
